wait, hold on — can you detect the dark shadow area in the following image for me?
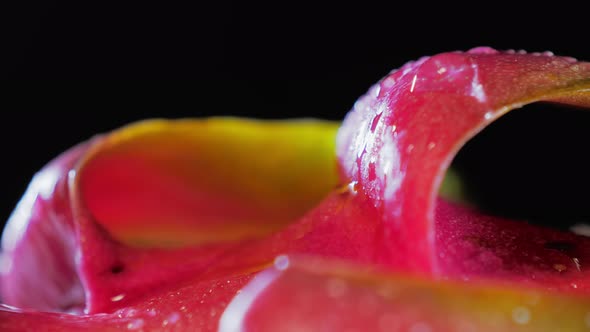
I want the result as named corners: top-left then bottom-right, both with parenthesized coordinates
top-left (451, 103), bottom-right (590, 230)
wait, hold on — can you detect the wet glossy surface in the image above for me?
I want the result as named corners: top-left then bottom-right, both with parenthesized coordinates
top-left (224, 257), bottom-right (590, 331)
top-left (2, 49), bottom-right (590, 331)
top-left (337, 47), bottom-right (590, 274)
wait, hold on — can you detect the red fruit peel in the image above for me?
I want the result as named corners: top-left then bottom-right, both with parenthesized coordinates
top-left (2, 48), bottom-right (590, 331)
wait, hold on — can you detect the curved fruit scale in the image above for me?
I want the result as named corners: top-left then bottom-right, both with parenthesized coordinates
top-left (1, 119), bottom-right (339, 318)
top-left (2, 48), bottom-right (590, 331)
top-left (222, 256), bottom-right (590, 332)
top-left (337, 47), bottom-right (590, 275)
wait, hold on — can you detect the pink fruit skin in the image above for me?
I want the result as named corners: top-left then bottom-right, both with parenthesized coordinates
top-left (1, 143), bottom-right (87, 313)
top-left (2, 48), bottom-right (590, 331)
top-left (228, 257), bottom-right (590, 332)
top-left (337, 47), bottom-right (590, 275)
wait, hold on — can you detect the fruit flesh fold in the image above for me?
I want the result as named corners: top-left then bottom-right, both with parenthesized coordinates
top-left (336, 47), bottom-right (590, 275)
top-left (2, 48), bottom-right (590, 331)
top-left (1, 118), bottom-right (339, 314)
top-left (228, 257), bottom-right (590, 332)
top-left (79, 118), bottom-right (339, 247)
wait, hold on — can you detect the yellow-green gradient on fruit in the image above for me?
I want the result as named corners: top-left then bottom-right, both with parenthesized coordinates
top-left (238, 258), bottom-right (590, 331)
top-left (76, 118), bottom-right (339, 247)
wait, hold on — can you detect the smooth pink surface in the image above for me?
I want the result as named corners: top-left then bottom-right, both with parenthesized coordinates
top-left (0, 143), bottom-right (87, 312)
top-left (81, 154), bottom-right (278, 228)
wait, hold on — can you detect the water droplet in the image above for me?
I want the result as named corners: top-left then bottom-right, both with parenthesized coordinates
top-left (391, 124), bottom-right (397, 133)
top-left (427, 142), bottom-right (436, 150)
top-left (167, 312), bottom-right (180, 324)
top-left (571, 283), bottom-right (578, 289)
top-left (353, 99), bottom-right (367, 112)
top-left (122, 309), bottom-right (137, 317)
top-left (572, 257), bottom-right (582, 271)
top-left (437, 67), bottom-right (447, 74)
top-left (348, 181), bottom-right (359, 195)
top-left (0, 304), bottom-right (21, 312)
top-left (326, 278), bottom-right (348, 298)
top-left (274, 255), bottom-right (289, 271)
top-left (512, 306), bottom-right (531, 325)
top-left (382, 76), bottom-right (396, 89)
top-left (127, 319), bottom-right (144, 330)
top-left (335, 182), bottom-right (351, 195)
top-left (406, 144), bottom-right (414, 153)
top-left (484, 112), bottom-right (493, 120)
top-left (370, 84), bottom-right (381, 98)
top-left (146, 308), bottom-right (157, 317)
top-left (410, 74), bottom-right (418, 92)
top-left (111, 294), bottom-right (125, 302)
top-left (553, 264), bottom-right (567, 272)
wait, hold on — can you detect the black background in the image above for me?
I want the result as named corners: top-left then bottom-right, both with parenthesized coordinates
top-left (0, 1), bottom-right (588, 228)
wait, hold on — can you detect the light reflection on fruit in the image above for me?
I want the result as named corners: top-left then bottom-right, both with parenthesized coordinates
top-left (2, 48), bottom-right (590, 331)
